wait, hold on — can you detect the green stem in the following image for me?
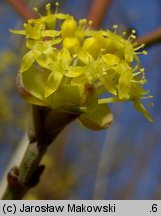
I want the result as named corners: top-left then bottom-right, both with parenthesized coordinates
top-left (2, 105), bottom-right (79, 200)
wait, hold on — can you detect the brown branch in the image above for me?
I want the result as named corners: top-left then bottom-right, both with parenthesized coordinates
top-left (6, 0), bottom-right (37, 21)
top-left (136, 27), bottom-right (161, 48)
top-left (87, 0), bottom-right (112, 29)
top-left (87, 0), bottom-right (161, 48)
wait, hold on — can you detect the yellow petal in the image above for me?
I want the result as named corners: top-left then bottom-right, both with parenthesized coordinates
top-left (25, 22), bottom-right (45, 40)
top-left (63, 37), bottom-right (80, 53)
top-left (57, 48), bottom-right (71, 65)
top-left (100, 74), bottom-right (117, 95)
top-left (22, 65), bottom-right (49, 100)
top-left (77, 50), bottom-right (93, 65)
top-left (20, 51), bottom-right (36, 73)
top-left (36, 54), bottom-right (55, 70)
top-left (102, 53), bottom-right (120, 67)
top-left (41, 30), bottom-right (60, 38)
top-left (124, 42), bottom-right (134, 62)
top-left (133, 100), bottom-right (154, 122)
top-left (118, 71), bottom-right (132, 99)
top-left (44, 71), bottom-right (63, 97)
top-left (64, 66), bottom-right (84, 77)
top-left (9, 29), bottom-right (26, 35)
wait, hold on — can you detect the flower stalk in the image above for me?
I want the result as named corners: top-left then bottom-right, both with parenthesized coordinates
top-left (2, 105), bottom-right (79, 200)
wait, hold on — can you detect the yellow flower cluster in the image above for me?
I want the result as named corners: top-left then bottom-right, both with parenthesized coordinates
top-left (10, 3), bottom-right (153, 130)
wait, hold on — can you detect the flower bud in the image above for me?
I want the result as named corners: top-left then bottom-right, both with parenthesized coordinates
top-left (61, 18), bottom-right (77, 38)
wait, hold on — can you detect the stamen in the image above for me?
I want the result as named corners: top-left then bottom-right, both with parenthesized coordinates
top-left (135, 50), bottom-right (148, 55)
top-left (134, 44), bottom-right (145, 51)
top-left (98, 95), bottom-right (152, 104)
top-left (132, 29), bottom-right (136, 34)
top-left (143, 50), bottom-right (148, 55)
top-left (130, 79), bottom-right (147, 84)
top-left (33, 7), bottom-right (42, 17)
top-left (128, 34), bottom-right (136, 42)
top-left (131, 35), bottom-right (136, 39)
top-left (140, 68), bottom-right (145, 74)
top-left (98, 97), bottom-right (128, 104)
top-left (122, 32), bottom-right (126, 37)
top-left (112, 24), bottom-right (118, 33)
top-left (141, 96), bottom-right (153, 99)
top-left (46, 3), bottom-right (51, 15)
top-left (82, 19), bottom-right (87, 24)
top-left (132, 65), bottom-right (139, 72)
top-left (55, 2), bottom-right (60, 14)
top-left (79, 19), bottom-right (87, 30)
top-left (56, 2), bottom-right (60, 7)
top-left (79, 19), bottom-right (84, 28)
top-left (113, 25), bottom-right (118, 29)
top-left (86, 20), bottom-right (93, 31)
top-left (132, 71), bottom-right (141, 77)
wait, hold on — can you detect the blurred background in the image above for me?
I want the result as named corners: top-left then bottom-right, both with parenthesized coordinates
top-left (0, 0), bottom-right (160, 199)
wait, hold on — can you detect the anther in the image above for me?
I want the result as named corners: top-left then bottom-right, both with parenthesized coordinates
top-left (143, 50), bottom-right (148, 55)
top-left (88, 20), bottom-right (93, 26)
top-left (112, 24), bottom-right (118, 33)
top-left (132, 29), bottom-right (136, 34)
top-left (113, 25), bottom-right (118, 29)
top-left (55, 2), bottom-right (60, 13)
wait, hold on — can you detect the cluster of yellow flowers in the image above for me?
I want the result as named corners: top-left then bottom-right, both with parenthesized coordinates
top-left (10, 3), bottom-right (153, 130)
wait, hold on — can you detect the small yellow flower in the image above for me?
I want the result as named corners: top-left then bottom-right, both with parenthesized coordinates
top-left (10, 3), bottom-right (153, 130)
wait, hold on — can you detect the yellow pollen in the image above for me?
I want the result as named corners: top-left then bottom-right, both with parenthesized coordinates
top-left (88, 20), bottom-right (93, 26)
top-left (131, 35), bottom-right (136, 39)
top-left (143, 50), bottom-right (148, 55)
top-left (82, 19), bottom-right (87, 24)
top-left (55, 2), bottom-right (60, 7)
top-left (55, 2), bottom-right (60, 14)
top-left (33, 7), bottom-right (38, 12)
top-left (46, 3), bottom-right (51, 10)
top-left (33, 7), bottom-right (42, 17)
top-left (112, 24), bottom-right (118, 29)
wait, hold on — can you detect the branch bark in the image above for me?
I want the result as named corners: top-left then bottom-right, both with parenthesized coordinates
top-left (2, 105), bottom-right (79, 200)
top-left (87, 0), bottom-right (112, 29)
top-left (136, 27), bottom-right (161, 48)
top-left (6, 0), bottom-right (36, 21)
